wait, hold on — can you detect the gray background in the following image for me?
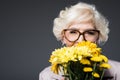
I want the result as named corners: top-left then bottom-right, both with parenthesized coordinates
top-left (0, 0), bottom-right (120, 80)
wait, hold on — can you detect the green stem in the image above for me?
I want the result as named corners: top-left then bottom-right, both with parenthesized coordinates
top-left (85, 73), bottom-right (88, 80)
top-left (67, 62), bottom-right (74, 80)
top-left (91, 63), bottom-right (97, 80)
top-left (100, 69), bottom-right (105, 80)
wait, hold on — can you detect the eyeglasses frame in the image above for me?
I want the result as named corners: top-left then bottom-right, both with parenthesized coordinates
top-left (63, 29), bottom-right (100, 42)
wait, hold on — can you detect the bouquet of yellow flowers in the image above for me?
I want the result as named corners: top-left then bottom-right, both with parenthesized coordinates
top-left (49, 41), bottom-right (111, 80)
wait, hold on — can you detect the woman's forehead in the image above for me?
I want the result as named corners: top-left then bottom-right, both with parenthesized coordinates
top-left (68, 22), bottom-right (95, 30)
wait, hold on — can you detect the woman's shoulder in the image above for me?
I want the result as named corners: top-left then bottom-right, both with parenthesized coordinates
top-left (39, 66), bottom-right (63, 80)
top-left (109, 59), bottom-right (120, 67)
top-left (39, 66), bottom-right (51, 80)
top-left (40, 66), bottom-right (51, 74)
top-left (106, 59), bottom-right (120, 80)
top-left (108, 59), bottom-right (120, 73)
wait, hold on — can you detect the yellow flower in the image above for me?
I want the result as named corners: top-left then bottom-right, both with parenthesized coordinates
top-left (92, 72), bottom-right (100, 78)
top-left (76, 41), bottom-right (101, 57)
top-left (90, 56), bottom-right (103, 62)
top-left (51, 63), bottom-right (59, 74)
top-left (100, 55), bottom-right (108, 62)
top-left (100, 63), bottom-right (111, 69)
top-left (49, 41), bottom-right (111, 80)
top-left (77, 41), bottom-right (97, 48)
top-left (77, 46), bottom-right (92, 57)
top-left (80, 58), bottom-right (91, 65)
top-left (83, 67), bottom-right (93, 72)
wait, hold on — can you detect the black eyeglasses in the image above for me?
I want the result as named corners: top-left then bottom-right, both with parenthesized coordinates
top-left (63, 29), bottom-right (100, 42)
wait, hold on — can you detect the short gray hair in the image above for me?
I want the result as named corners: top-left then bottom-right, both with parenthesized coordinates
top-left (53, 2), bottom-right (109, 45)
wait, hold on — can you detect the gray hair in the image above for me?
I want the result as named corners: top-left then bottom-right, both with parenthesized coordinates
top-left (53, 2), bottom-right (109, 45)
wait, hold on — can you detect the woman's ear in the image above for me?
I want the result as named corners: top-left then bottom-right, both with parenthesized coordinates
top-left (61, 32), bottom-right (66, 45)
top-left (61, 37), bottom-right (66, 46)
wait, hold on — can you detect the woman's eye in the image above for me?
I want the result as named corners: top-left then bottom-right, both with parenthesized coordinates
top-left (87, 31), bottom-right (96, 35)
top-left (70, 30), bottom-right (77, 34)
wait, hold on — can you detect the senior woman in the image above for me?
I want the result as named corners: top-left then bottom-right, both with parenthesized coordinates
top-left (39, 2), bottom-right (120, 80)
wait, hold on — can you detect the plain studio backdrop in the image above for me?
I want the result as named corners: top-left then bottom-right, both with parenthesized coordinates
top-left (0, 0), bottom-right (120, 80)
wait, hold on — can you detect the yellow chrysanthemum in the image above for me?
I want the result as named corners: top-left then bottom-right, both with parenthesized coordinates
top-left (100, 63), bottom-right (111, 69)
top-left (49, 41), bottom-right (111, 80)
top-left (77, 41), bottom-right (97, 48)
top-left (90, 56), bottom-right (103, 62)
top-left (80, 58), bottom-right (91, 65)
top-left (49, 41), bottom-right (102, 65)
top-left (83, 67), bottom-right (93, 72)
top-left (76, 41), bottom-right (101, 56)
top-left (49, 47), bottom-right (78, 64)
top-left (92, 72), bottom-right (100, 78)
top-left (76, 46), bottom-right (92, 57)
top-left (51, 63), bottom-right (59, 74)
top-left (100, 55), bottom-right (108, 62)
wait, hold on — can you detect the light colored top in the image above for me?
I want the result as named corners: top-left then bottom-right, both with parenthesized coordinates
top-left (39, 60), bottom-right (120, 80)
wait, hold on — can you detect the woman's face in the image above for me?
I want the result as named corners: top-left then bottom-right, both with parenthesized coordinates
top-left (62, 22), bottom-right (99, 47)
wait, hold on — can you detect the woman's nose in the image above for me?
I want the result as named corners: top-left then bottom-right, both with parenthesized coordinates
top-left (76, 35), bottom-right (85, 42)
